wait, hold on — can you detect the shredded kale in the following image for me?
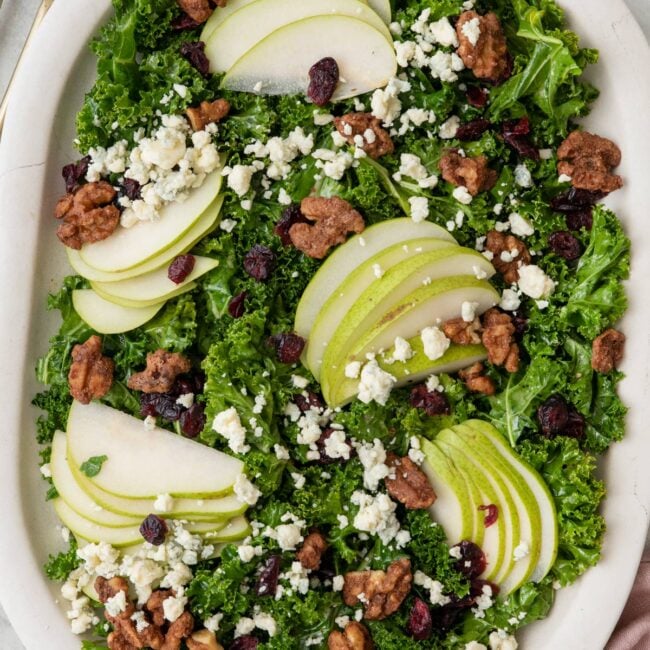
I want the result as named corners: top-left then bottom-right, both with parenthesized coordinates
top-left (44, 538), bottom-right (81, 581)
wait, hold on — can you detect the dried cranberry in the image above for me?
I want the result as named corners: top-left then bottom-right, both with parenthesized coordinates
top-left (274, 204), bottom-right (308, 246)
top-left (452, 540), bottom-right (486, 579)
top-left (466, 86), bottom-right (489, 108)
top-left (62, 156), bottom-right (91, 193)
top-left (431, 604), bottom-right (462, 631)
top-left (548, 231), bottom-right (581, 261)
top-left (255, 555), bottom-right (281, 597)
top-left (494, 53), bottom-right (514, 85)
top-left (550, 188), bottom-right (605, 213)
top-left (244, 245), bottom-right (275, 281)
top-left (180, 41), bottom-right (210, 77)
top-left (537, 394), bottom-right (569, 436)
top-left (228, 291), bottom-right (248, 318)
top-left (140, 514), bottom-right (168, 545)
top-left (409, 384), bottom-right (451, 417)
top-left (172, 13), bottom-right (201, 31)
top-left (407, 598), bottom-right (433, 640)
top-left (478, 504), bottom-right (498, 527)
top-left (168, 254), bottom-right (196, 284)
top-left (470, 578), bottom-right (500, 599)
top-left (140, 393), bottom-right (184, 421)
top-left (294, 391), bottom-right (324, 412)
top-left (307, 57), bottom-right (339, 106)
top-left (511, 313), bottom-right (528, 338)
top-left (565, 209), bottom-right (593, 232)
top-left (180, 403), bottom-right (206, 438)
top-left (564, 410), bottom-right (586, 439)
top-left (501, 117), bottom-right (539, 161)
top-left (268, 333), bottom-right (305, 364)
top-left (230, 637), bottom-right (259, 650)
top-left (456, 118), bottom-right (491, 141)
top-left (172, 376), bottom-right (195, 397)
top-left (119, 178), bottom-right (141, 201)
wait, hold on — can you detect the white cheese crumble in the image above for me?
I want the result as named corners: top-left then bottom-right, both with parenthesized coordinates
top-left (414, 570), bottom-right (451, 606)
top-left (514, 164), bottom-right (533, 188)
top-left (291, 472), bottom-right (306, 489)
top-left (453, 186), bottom-right (474, 205)
top-left (438, 115), bottom-right (460, 139)
top-left (233, 475), bottom-right (262, 506)
top-left (212, 407), bottom-right (250, 454)
top-left (204, 613), bottom-right (224, 633)
top-left (291, 374), bottom-right (309, 389)
top-left (311, 148), bottom-right (354, 180)
top-left (392, 336), bottom-right (414, 363)
top-left (409, 196), bottom-right (430, 223)
top-left (274, 444), bottom-right (290, 460)
top-left (513, 541), bottom-right (530, 561)
top-left (153, 494), bottom-right (174, 513)
top-left (499, 289), bottom-right (521, 311)
top-left (175, 392), bottom-right (194, 409)
top-left (461, 301), bottom-right (480, 323)
top-left (357, 359), bottom-right (397, 406)
top-left (105, 591), bottom-right (127, 617)
top-left (517, 265), bottom-right (555, 299)
top-left (489, 630), bottom-right (519, 650)
top-left (351, 491), bottom-right (405, 545)
top-left (465, 642), bottom-right (488, 650)
top-left (323, 429), bottom-right (351, 460)
top-left (344, 361), bottom-right (362, 379)
top-left (421, 326), bottom-right (451, 361)
top-left (472, 584), bottom-right (494, 619)
top-left (333, 575), bottom-right (345, 592)
top-left (163, 592), bottom-right (188, 623)
top-left (408, 436), bottom-right (425, 465)
top-left (461, 17), bottom-right (481, 45)
top-left (357, 439), bottom-right (391, 491)
top-left (508, 212), bottom-right (534, 237)
top-left (370, 76), bottom-right (411, 126)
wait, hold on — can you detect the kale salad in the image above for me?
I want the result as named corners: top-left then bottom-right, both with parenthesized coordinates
top-left (35, 0), bottom-right (630, 648)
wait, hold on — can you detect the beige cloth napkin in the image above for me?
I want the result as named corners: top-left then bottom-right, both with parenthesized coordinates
top-left (606, 554), bottom-right (650, 649)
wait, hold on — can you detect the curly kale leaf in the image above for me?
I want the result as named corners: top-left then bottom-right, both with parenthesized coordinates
top-left (44, 537), bottom-right (81, 581)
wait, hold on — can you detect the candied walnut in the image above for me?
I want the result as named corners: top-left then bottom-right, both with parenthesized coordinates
top-left (485, 230), bottom-right (531, 284)
top-left (127, 350), bottom-right (191, 394)
top-left (186, 98), bottom-right (231, 131)
top-left (459, 362), bottom-right (495, 395)
top-left (145, 590), bottom-right (173, 628)
top-left (55, 180), bottom-right (119, 249)
top-left (385, 453), bottom-right (436, 509)
top-left (333, 113), bottom-right (394, 159)
top-left (439, 151), bottom-right (497, 196)
top-left (289, 196), bottom-right (365, 259)
top-left (456, 11), bottom-right (510, 82)
top-left (592, 328), bottom-right (625, 373)
top-left (187, 629), bottom-right (224, 650)
top-left (68, 335), bottom-right (114, 404)
top-left (481, 308), bottom-right (519, 373)
top-left (343, 558), bottom-right (412, 620)
top-left (109, 616), bottom-right (165, 650)
top-left (296, 531), bottom-right (329, 570)
top-left (443, 317), bottom-right (482, 345)
top-left (162, 611), bottom-right (195, 650)
top-left (557, 131), bottom-right (623, 194)
top-left (107, 629), bottom-right (138, 650)
top-left (328, 622), bottom-right (374, 650)
top-left (176, 0), bottom-right (214, 23)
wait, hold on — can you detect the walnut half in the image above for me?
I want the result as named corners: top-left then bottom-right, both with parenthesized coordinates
top-left (591, 328), bottom-right (625, 373)
top-left (328, 622), bottom-right (374, 650)
top-left (343, 558), bottom-right (412, 620)
top-left (68, 335), bottom-right (114, 404)
top-left (385, 453), bottom-right (436, 509)
top-left (127, 349), bottom-right (191, 394)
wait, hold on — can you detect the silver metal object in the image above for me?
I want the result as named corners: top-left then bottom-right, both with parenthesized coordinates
top-left (0, 0), bottom-right (55, 134)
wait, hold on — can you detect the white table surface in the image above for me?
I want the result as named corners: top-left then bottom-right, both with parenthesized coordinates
top-left (0, 1), bottom-right (648, 648)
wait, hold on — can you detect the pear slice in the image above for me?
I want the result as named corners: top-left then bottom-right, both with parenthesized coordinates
top-left (66, 401), bottom-right (245, 499)
top-left (51, 432), bottom-right (140, 528)
top-left (53, 499), bottom-right (231, 547)
top-left (419, 437), bottom-right (480, 546)
top-left (295, 218), bottom-right (456, 342)
top-left (466, 419), bottom-right (558, 584)
top-left (436, 437), bottom-right (512, 583)
top-left (331, 342), bottom-right (486, 408)
top-left (79, 170), bottom-right (223, 273)
top-left (91, 256), bottom-right (218, 308)
top-left (368, 0), bottom-right (391, 23)
top-left (72, 290), bottom-right (166, 335)
top-left (321, 276), bottom-right (498, 404)
top-left (222, 16), bottom-right (397, 100)
top-left (206, 0), bottom-right (391, 74)
top-left (441, 425), bottom-right (540, 595)
top-left (67, 196), bottom-right (224, 283)
top-left (306, 240), bottom-right (463, 378)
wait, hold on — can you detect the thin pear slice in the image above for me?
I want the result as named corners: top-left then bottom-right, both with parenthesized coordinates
top-left (66, 401), bottom-right (244, 499)
top-left (80, 170), bottom-right (223, 272)
top-left (69, 458), bottom-right (247, 521)
top-left (202, 516), bottom-right (251, 542)
top-left (206, 0), bottom-right (391, 74)
top-left (436, 438), bottom-right (510, 583)
top-left (466, 419), bottom-right (558, 584)
top-left (321, 276), bottom-right (498, 403)
top-left (295, 218), bottom-right (457, 341)
top-left (222, 16), bottom-right (397, 101)
top-left (72, 290), bottom-right (165, 335)
top-left (53, 499), bottom-right (231, 547)
top-left (67, 196), bottom-right (224, 283)
top-left (91, 256), bottom-right (218, 308)
top-left (51, 432), bottom-right (140, 528)
top-left (442, 424), bottom-right (540, 595)
top-left (331, 342), bottom-right (486, 407)
top-left (368, 0), bottom-right (391, 23)
top-left (306, 240), bottom-right (462, 377)
top-left (420, 438), bottom-right (480, 546)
